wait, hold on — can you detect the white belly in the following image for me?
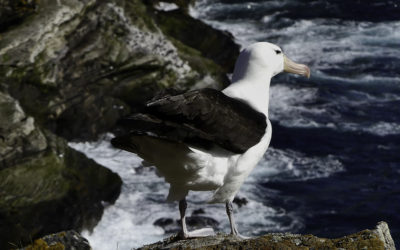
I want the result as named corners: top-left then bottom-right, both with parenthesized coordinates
top-left (209, 119), bottom-right (272, 203)
top-left (133, 119), bottom-right (272, 203)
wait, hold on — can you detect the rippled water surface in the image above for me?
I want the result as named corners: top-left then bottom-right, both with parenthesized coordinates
top-left (71, 1), bottom-right (400, 248)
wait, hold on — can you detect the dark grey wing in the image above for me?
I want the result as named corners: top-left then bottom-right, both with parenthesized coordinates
top-left (116, 88), bottom-right (267, 153)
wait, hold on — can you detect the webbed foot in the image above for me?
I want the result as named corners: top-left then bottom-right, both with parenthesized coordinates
top-left (179, 227), bottom-right (215, 239)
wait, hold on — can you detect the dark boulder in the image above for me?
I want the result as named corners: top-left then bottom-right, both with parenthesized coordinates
top-left (154, 215), bottom-right (219, 233)
top-left (191, 208), bottom-right (205, 215)
top-left (0, 91), bottom-right (122, 249)
top-left (185, 216), bottom-right (219, 230)
top-left (233, 196), bottom-right (248, 208)
top-left (154, 218), bottom-right (177, 233)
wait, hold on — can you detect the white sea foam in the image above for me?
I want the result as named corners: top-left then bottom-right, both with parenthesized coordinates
top-left (269, 84), bottom-right (338, 129)
top-left (342, 122), bottom-right (400, 137)
top-left (190, 0), bottom-right (400, 138)
top-left (269, 84), bottom-right (322, 126)
top-left (154, 2), bottom-right (179, 12)
top-left (249, 147), bottom-right (345, 183)
top-left (268, 83), bottom-right (400, 136)
top-left (66, 1), bottom-right (400, 248)
top-left (69, 135), bottom-right (170, 249)
top-left (314, 70), bottom-right (400, 85)
top-left (191, 1), bottom-right (400, 83)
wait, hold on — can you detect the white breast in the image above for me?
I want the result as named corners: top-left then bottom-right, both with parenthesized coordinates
top-left (208, 118), bottom-right (272, 203)
top-left (132, 119), bottom-right (272, 203)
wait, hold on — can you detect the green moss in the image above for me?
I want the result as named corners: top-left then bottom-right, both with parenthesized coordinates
top-left (0, 152), bottom-right (69, 208)
top-left (0, 94), bottom-right (19, 120)
top-left (148, 9), bottom-right (235, 89)
top-left (2, 53), bottom-right (11, 62)
top-left (124, 0), bottom-right (158, 32)
top-left (0, 132), bottom-right (122, 249)
top-left (25, 238), bottom-right (65, 250)
top-left (154, 9), bottom-right (239, 73)
top-left (110, 54), bottom-right (177, 104)
top-left (4, 64), bottom-right (59, 128)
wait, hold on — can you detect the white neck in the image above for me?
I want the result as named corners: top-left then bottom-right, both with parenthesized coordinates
top-left (222, 72), bottom-right (272, 117)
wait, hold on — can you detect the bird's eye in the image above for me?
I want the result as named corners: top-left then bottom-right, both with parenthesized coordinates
top-left (275, 50), bottom-right (282, 55)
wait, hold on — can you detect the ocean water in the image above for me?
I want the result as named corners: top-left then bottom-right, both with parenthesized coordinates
top-left (70, 0), bottom-right (400, 248)
top-left (192, 0), bottom-right (400, 244)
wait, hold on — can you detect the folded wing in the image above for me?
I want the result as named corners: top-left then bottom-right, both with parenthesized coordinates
top-left (115, 88), bottom-right (267, 154)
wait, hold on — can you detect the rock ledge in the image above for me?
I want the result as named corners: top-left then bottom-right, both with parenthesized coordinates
top-left (138, 221), bottom-right (395, 250)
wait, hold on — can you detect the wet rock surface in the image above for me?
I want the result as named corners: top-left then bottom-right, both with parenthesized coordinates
top-left (139, 221), bottom-right (396, 250)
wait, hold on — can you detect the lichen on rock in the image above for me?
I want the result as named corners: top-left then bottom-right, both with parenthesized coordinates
top-left (138, 222), bottom-right (395, 250)
top-left (22, 230), bottom-right (91, 250)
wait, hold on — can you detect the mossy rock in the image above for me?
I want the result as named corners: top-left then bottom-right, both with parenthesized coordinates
top-left (1, 0), bottom-right (233, 140)
top-left (139, 222), bottom-right (395, 250)
top-left (0, 91), bottom-right (47, 169)
top-left (167, 37), bottom-right (231, 89)
top-left (22, 230), bottom-right (91, 250)
top-left (152, 8), bottom-right (240, 73)
top-left (0, 131), bottom-right (122, 249)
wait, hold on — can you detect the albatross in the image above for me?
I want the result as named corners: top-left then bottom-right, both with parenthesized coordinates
top-left (111, 42), bottom-right (310, 238)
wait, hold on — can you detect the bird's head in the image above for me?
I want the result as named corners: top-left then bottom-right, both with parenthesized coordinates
top-left (231, 42), bottom-right (310, 83)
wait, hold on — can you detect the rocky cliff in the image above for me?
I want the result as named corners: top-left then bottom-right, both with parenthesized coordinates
top-left (0, 0), bottom-right (240, 248)
top-left (139, 221), bottom-right (396, 250)
top-left (19, 221), bottom-right (396, 249)
top-left (0, 0), bottom-right (238, 140)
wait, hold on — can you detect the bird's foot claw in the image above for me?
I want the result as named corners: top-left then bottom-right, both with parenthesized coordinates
top-left (230, 230), bottom-right (249, 240)
top-left (179, 228), bottom-right (215, 239)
